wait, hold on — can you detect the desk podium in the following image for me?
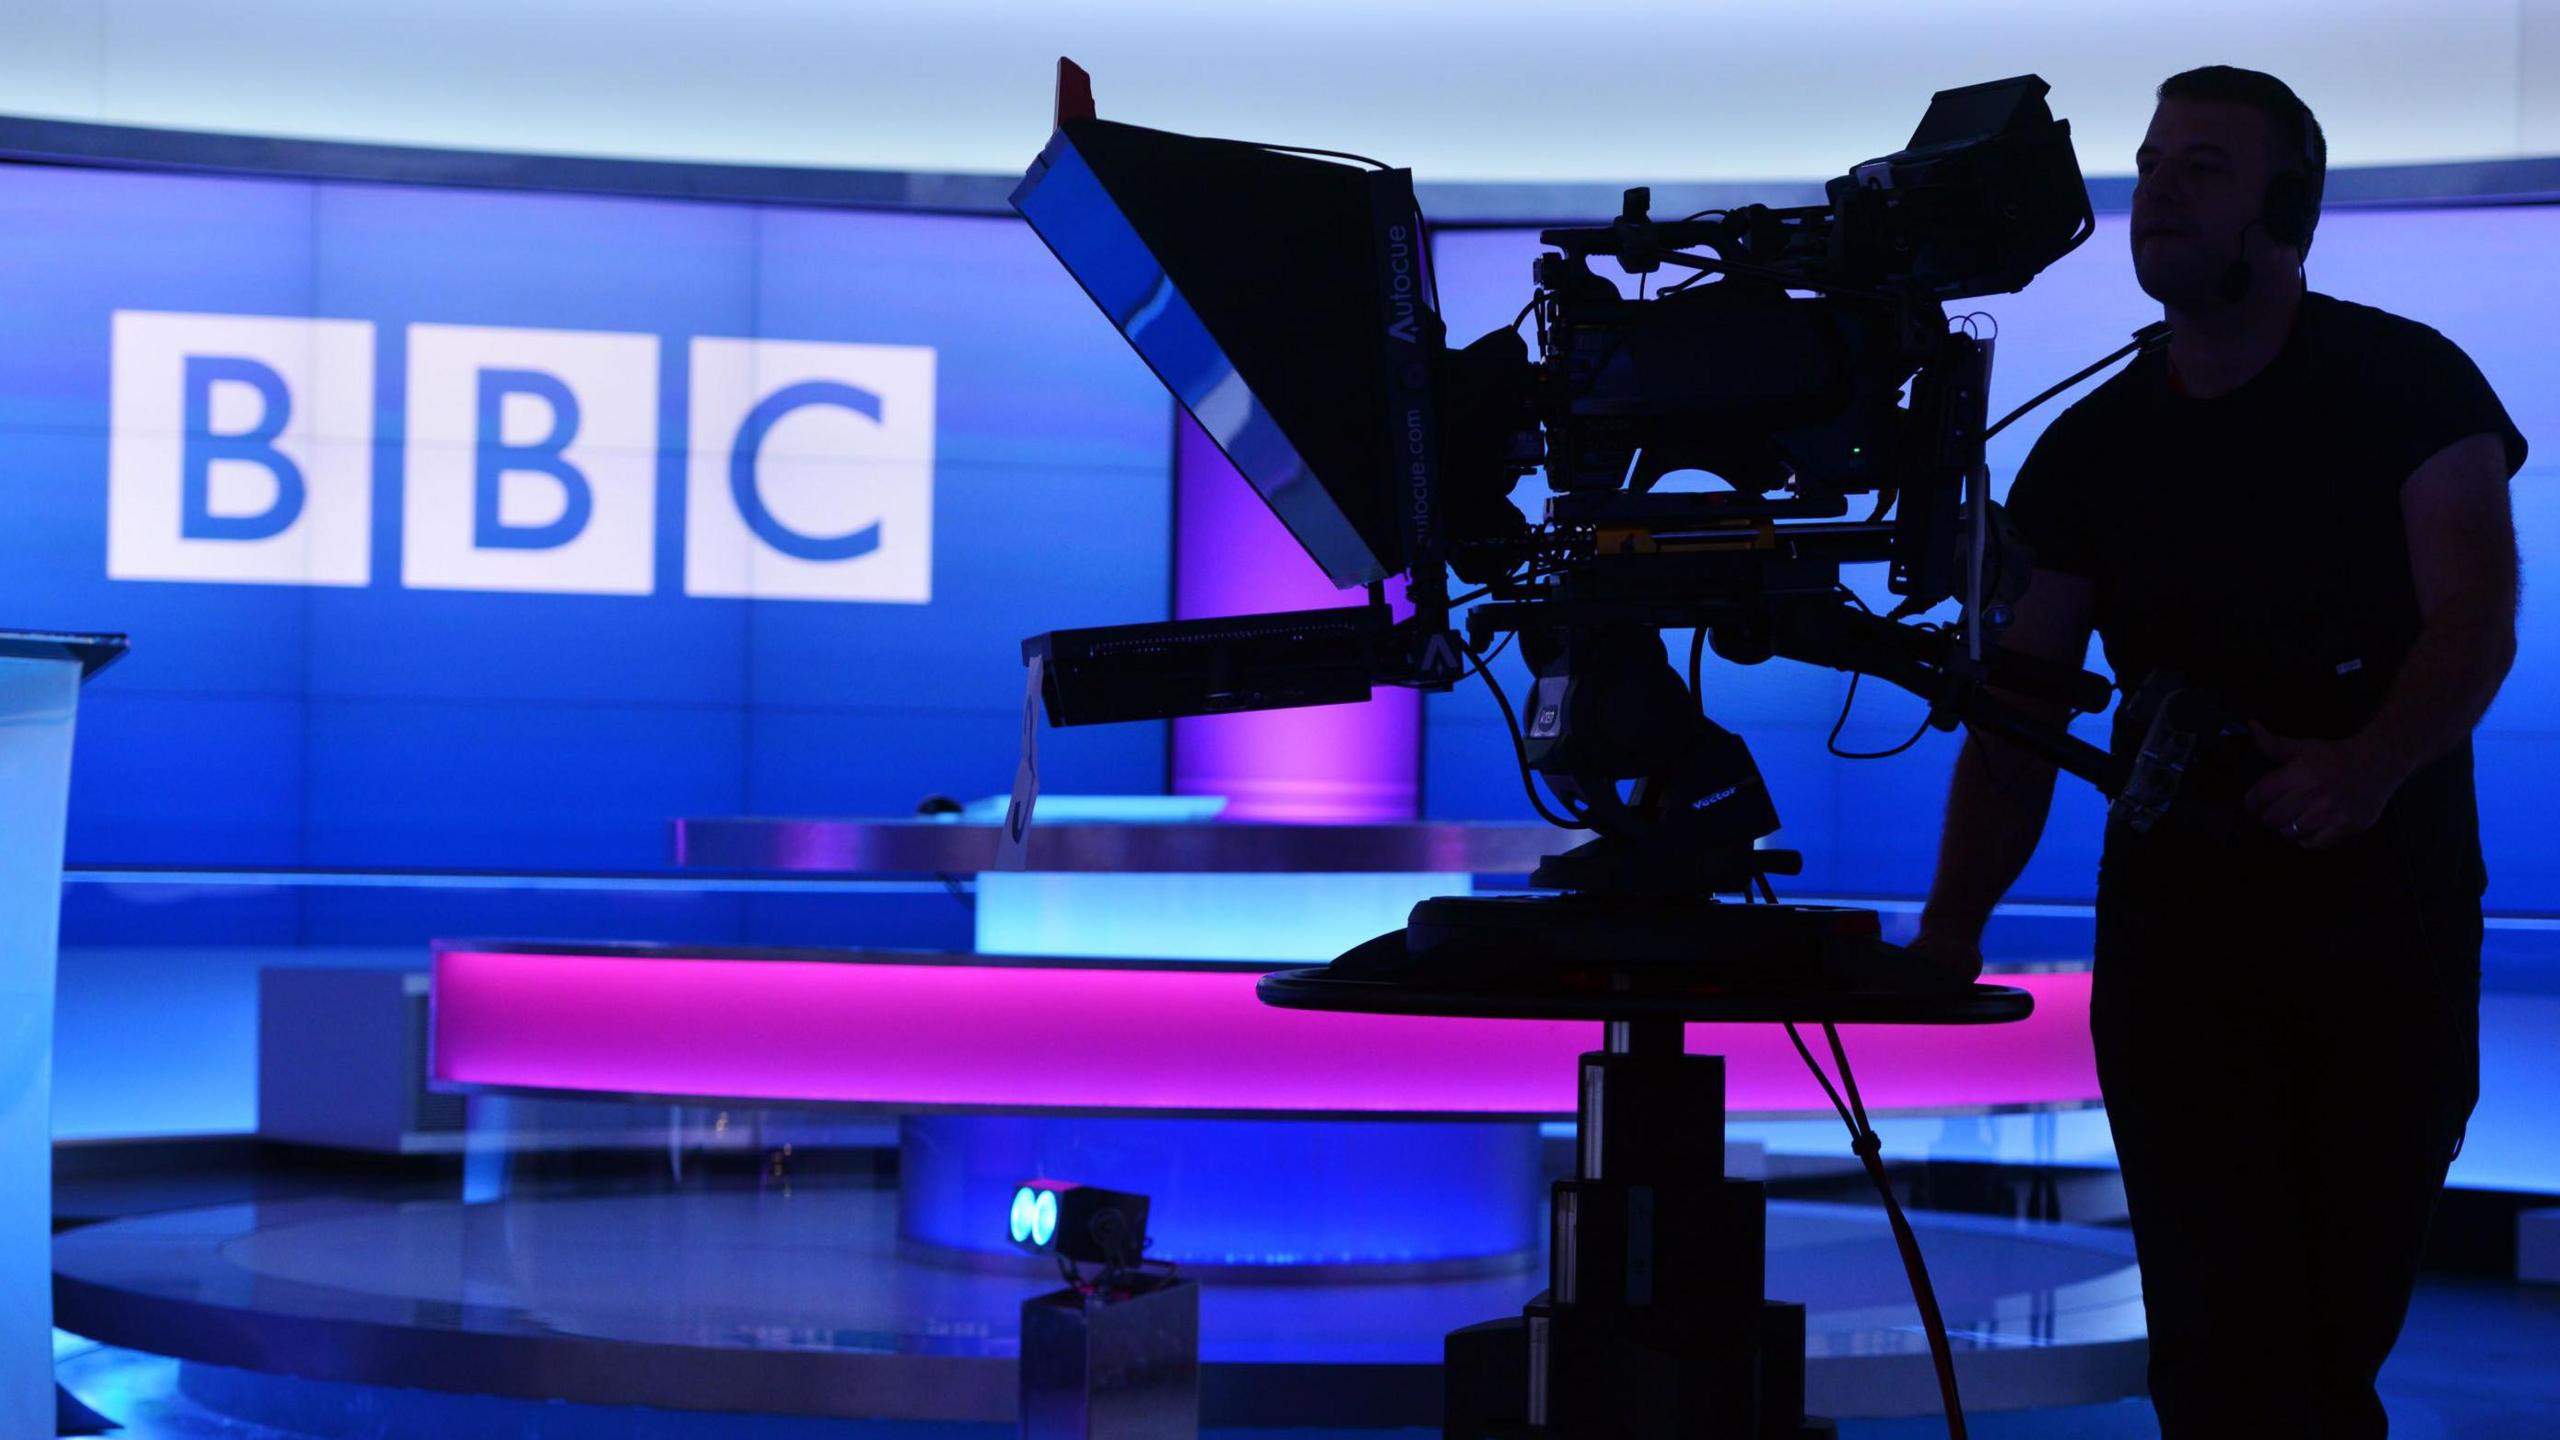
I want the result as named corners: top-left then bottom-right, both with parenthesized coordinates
top-left (0, 631), bottom-right (123, 1438)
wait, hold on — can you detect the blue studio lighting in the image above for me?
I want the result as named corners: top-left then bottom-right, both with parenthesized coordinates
top-left (1008, 1183), bottom-right (1063, 1252)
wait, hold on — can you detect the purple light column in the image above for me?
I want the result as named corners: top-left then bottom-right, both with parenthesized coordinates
top-left (1171, 412), bottom-right (1420, 822)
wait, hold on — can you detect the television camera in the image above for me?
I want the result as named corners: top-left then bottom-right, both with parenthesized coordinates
top-left (1012, 64), bottom-right (2139, 991)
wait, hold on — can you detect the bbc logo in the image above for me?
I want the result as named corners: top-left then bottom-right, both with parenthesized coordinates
top-left (105, 311), bottom-right (937, 603)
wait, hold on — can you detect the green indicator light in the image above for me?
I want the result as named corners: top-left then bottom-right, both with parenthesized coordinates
top-left (1009, 1187), bottom-right (1037, 1244)
top-left (1032, 1190), bottom-right (1059, 1248)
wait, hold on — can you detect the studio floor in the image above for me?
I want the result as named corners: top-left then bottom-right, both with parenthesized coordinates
top-left (47, 1146), bottom-right (2560, 1438)
top-left (53, 1277), bottom-right (2560, 1440)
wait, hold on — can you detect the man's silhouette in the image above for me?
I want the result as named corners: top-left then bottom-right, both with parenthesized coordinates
top-left (1913, 66), bottom-right (2527, 1436)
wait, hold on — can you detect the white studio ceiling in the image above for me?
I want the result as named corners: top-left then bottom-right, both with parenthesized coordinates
top-left (5, 0), bottom-right (2558, 181)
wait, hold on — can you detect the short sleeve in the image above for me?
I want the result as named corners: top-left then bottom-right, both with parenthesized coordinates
top-left (2381, 324), bottom-right (2529, 485)
top-left (2002, 408), bottom-right (2100, 578)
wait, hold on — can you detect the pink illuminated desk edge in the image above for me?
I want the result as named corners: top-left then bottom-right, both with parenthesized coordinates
top-left (429, 942), bottom-right (2099, 1122)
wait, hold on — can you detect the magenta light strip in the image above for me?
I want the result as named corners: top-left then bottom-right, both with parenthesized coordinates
top-left (431, 949), bottom-right (2099, 1118)
top-left (1170, 411), bottom-right (1420, 823)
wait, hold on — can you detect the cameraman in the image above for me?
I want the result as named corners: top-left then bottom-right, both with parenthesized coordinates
top-left (1912, 67), bottom-right (2526, 1436)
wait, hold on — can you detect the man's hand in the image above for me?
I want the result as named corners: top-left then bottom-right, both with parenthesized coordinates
top-left (1900, 928), bottom-right (1986, 990)
top-left (2243, 722), bottom-right (2407, 849)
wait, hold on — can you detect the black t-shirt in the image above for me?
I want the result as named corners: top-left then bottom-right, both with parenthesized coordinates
top-left (2005, 292), bottom-right (2527, 908)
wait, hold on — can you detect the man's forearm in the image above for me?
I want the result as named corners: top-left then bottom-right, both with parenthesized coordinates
top-left (1919, 729), bottom-right (2060, 942)
top-left (2351, 597), bottom-right (2517, 786)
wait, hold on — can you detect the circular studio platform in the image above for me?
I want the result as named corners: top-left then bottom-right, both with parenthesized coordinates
top-left (55, 1186), bottom-right (2145, 1432)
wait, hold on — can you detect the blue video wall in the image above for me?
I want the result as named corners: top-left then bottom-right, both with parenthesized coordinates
top-left (0, 163), bottom-right (1177, 874)
top-left (3, 157), bottom-right (2550, 910)
top-left (10, 153), bottom-right (2554, 1145)
top-left (1424, 211), bottom-right (2558, 912)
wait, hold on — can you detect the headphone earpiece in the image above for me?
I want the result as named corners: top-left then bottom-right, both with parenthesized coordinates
top-left (2262, 170), bottom-right (2315, 252)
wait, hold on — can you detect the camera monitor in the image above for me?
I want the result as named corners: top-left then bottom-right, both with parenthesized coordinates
top-left (1010, 116), bottom-right (1442, 591)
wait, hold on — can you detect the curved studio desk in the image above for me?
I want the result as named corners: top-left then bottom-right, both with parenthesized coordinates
top-left (431, 818), bottom-right (2103, 1278)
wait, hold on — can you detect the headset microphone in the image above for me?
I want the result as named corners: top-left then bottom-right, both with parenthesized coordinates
top-left (2221, 156), bottom-right (2317, 305)
top-left (2218, 218), bottom-right (2263, 305)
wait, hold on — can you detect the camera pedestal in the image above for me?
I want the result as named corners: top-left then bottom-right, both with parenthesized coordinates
top-left (1259, 945), bottom-right (2032, 1439)
top-left (1451, 1024), bottom-right (1828, 1439)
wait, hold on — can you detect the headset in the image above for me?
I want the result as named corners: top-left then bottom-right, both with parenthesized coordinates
top-left (2222, 91), bottom-right (2326, 301)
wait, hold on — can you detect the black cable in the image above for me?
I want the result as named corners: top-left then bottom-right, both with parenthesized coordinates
top-left (1648, 250), bottom-right (1892, 302)
top-left (1825, 1022), bottom-right (1967, 1440)
top-left (1655, 221), bottom-right (1736, 297)
top-left (1784, 1022), bottom-right (1969, 1440)
top-left (1823, 588), bottom-right (1935, 761)
top-left (1842, 545), bottom-right (2083, 802)
top-left (1624, 210), bottom-right (1725, 302)
top-left (1463, 641), bottom-right (1585, 830)
top-left (1687, 627), bottom-right (1708, 711)
top-left (1453, 563), bottom-right (1531, 628)
top-left (1784, 1022), bottom-right (1854, 1132)
top-left (1219, 138), bottom-right (1393, 171)
top-left (1982, 322), bottom-right (2172, 441)
top-left (1821, 1024), bottom-right (1875, 1134)
top-left (1213, 137), bottom-right (1446, 318)
top-left (1827, 670), bottom-right (1936, 761)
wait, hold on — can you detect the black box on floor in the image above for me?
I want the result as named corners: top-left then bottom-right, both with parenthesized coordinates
top-left (1020, 1275), bottom-right (1200, 1439)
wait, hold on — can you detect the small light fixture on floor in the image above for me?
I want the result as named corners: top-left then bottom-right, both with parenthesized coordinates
top-left (1012, 1176), bottom-right (1196, 1439)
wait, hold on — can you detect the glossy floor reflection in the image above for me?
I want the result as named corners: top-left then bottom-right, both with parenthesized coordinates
top-left (61, 1282), bottom-right (2560, 1440)
top-left (55, 1186), bottom-right (2145, 1426)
